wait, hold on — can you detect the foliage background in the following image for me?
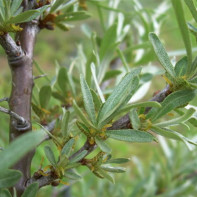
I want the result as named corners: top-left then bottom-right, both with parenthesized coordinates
top-left (1, 0), bottom-right (197, 196)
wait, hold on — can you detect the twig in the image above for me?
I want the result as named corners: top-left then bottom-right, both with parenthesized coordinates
top-left (34, 74), bottom-right (47, 80)
top-left (0, 97), bottom-right (9, 103)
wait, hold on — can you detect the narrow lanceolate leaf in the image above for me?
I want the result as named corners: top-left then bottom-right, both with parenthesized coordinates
top-left (95, 137), bottom-right (111, 153)
top-left (50, 0), bottom-right (65, 13)
top-left (154, 108), bottom-right (195, 128)
top-left (11, 0), bottom-right (23, 15)
top-left (151, 126), bottom-right (197, 150)
top-left (7, 10), bottom-right (39, 24)
top-left (64, 169), bottom-right (81, 180)
top-left (97, 169), bottom-right (115, 183)
top-left (101, 166), bottom-right (126, 173)
top-left (129, 109), bottom-right (140, 130)
top-left (80, 75), bottom-right (97, 125)
top-left (104, 158), bottom-right (130, 164)
top-left (0, 170), bottom-right (22, 189)
top-left (106, 129), bottom-right (154, 143)
top-left (61, 138), bottom-right (75, 157)
top-left (174, 56), bottom-right (187, 77)
top-left (70, 150), bottom-right (88, 163)
top-left (73, 100), bottom-right (96, 129)
top-left (0, 131), bottom-right (45, 172)
top-left (44, 146), bottom-right (57, 167)
top-left (21, 183), bottom-right (39, 197)
top-left (97, 68), bottom-right (141, 128)
top-left (151, 89), bottom-right (196, 122)
top-left (149, 33), bottom-right (176, 79)
top-left (172, 0), bottom-right (192, 75)
top-left (184, 0), bottom-right (197, 24)
top-left (61, 109), bottom-right (70, 137)
top-left (119, 101), bottom-right (161, 114)
top-left (39, 85), bottom-right (52, 109)
top-left (0, 189), bottom-right (12, 197)
top-left (90, 89), bottom-right (102, 111)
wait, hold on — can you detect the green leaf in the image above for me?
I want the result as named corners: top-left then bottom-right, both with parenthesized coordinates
top-left (50, 0), bottom-right (65, 13)
top-left (21, 183), bottom-right (39, 197)
top-left (104, 158), bottom-right (130, 164)
top-left (64, 162), bottom-right (81, 170)
top-left (7, 10), bottom-right (39, 24)
top-left (151, 126), bottom-right (197, 149)
top-left (106, 129), bottom-right (154, 143)
top-left (64, 169), bottom-right (81, 180)
top-left (0, 131), bottom-right (45, 172)
top-left (80, 75), bottom-right (97, 125)
top-left (129, 109), bottom-right (140, 130)
top-left (97, 68), bottom-right (141, 128)
top-left (97, 169), bottom-right (115, 183)
top-left (149, 33), bottom-right (176, 79)
top-left (90, 89), bottom-right (102, 111)
top-left (11, 0), bottom-right (23, 15)
top-left (70, 150), bottom-right (87, 163)
top-left (174, 56), bottom-right (187, 77)
top-left (119, 101), bottom-right (161, 114)
top-left (61, 109), bottom-right (70, 137)
top-left (0, 169), bottom-right (21, 189)
top-left (76, 121), bottom-right (91, 137)
top-left (101, 166), bottom-right (126, 173)
top-left (184, 0), bottom-right (197, 23)
top-left (57, 67), bottom-right (67, 94)
top-left (0, 189), bottom-right (12, 197)
top-left (150, 89), bottom-right (196, 121)
top-left (103, 69), bottom-right (122, 81)
top-left (39, 85), bottom-right (52, 109)
top-left (154, 108), bottom-right (195, 128)
top-left (99, 24), bottom-right (117, 60)
top-left (95, 137), bottom-right (111, 153)
top-left (61, 138), bottom-right (75, 157)
top-left (44, 146), bottom-right (57, 166)
top-left (172, 0), bottom-right (192, 75)
top-left (73, 100), bottom-right (96, 129)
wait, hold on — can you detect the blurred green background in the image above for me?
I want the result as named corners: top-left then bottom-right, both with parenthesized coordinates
top-left (1, 0), bottom-right (197, 196)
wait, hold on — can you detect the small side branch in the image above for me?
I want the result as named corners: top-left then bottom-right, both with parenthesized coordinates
top-left (0, 106), bottom-right (30, 131)
top-left (0, 97), bottom-right (9, 103)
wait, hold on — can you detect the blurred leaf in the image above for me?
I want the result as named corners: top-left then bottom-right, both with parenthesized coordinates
top-left (39, 85), bottom-right (52, 109)
top-left (64, 169), bottom-right (81, 180)
top-left (97, 169), bottom-right (115, 183)
top-left (0, 169), bottom-right (21, 189)
top-left (32, 103), bottom-right (44, 119)
top-left (0, 189), bottom-right (12, 197)
top-left (184, 0), bottom-right (197, 23)
top-left (104, 158), bottom-right (130, 164)
top-left (80, 75), bottom-right (97, 125)
top-left (70, 150), bottom-right (87, 163)
top-left (90, 89), bottom-right (102, 111)
top-left (101, 166), bottom-right (126, 173)
top-left (0, 131), bottom-right (45, 172)
top-left (21, 183), bottom-right (39, 197)
top-left (172, 0), bottom-right (192, 74)
top-left (174, 56), bottom-right (187, 77)
top-left (61, 109), bottom-right (70, 137)
top-left (61, 138), bottom-right (75, 157)
top-left (97, 68), bottom-right (141, 128)
top-left (106, 129), bottom-right (154, 143)
top-left (103, 69), bottom-right (122, 81)
top-left (44, 146), bottom-right (57, 166)
top-left (57, 67), bottom-right (67, 94)
top-left (129, 109), bottom-right (140, 130)
top-left (50, 0), bottom-right (65, 13)
top-left (95, 137), bottom-right (111, 153)
top-left (149, 32), bottom-right (176, 80)
top-left (11, 0), bottom-right (23, 15)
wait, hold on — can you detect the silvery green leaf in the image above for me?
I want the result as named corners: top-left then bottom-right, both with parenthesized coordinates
top-left (106, 129), bottom-right (154, 143)
top-left (101, 166), bottom-right (126, 173)
top-left (64, 169), bottom-right (81, 180)
top-left (174, 56), bottom-right (187, 77)
top-left (11, 0), bottom-right (23, 15)
top-left (96, 169), bottom-right (115, 183)
top-left (21, 183), bottom-right (39, 197)
top-left (97, 68), bottom-right (141, 128)
top-left (129, 109), bottom-right (140, 130)
top-left (0, 131), bottom-right (45, 172)
top-left (44, 146), bottom-right (57, 166)
top-left (80, 75), bottom-right (97, 126)
top-left (0, 169), bottom-right (21, 189)
top-left (61, 109), bottom-right (70, 137)
top-left (95, 137), bottom-right (111, 153)
top-left (61, 138), bottom-right (75, 157)
top-left (104, 158), bottom-right (130, 164)
top-left (70, 150), bottom-right (87, 163)
top-left (149, 32), bottom-right (176, 80)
